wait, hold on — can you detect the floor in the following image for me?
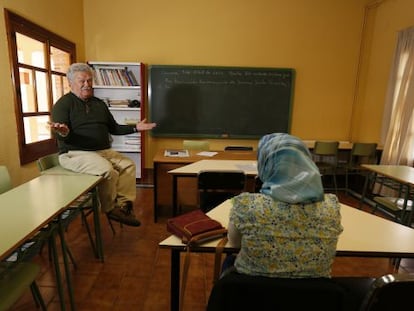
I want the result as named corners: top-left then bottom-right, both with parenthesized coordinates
top-left (10, 178), bottom-right (414, 311)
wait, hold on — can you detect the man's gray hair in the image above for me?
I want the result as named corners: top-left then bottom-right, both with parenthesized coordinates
top-left (67, 63), bottom-right (93, 82)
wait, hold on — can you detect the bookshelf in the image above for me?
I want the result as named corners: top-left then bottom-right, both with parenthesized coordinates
top-left (88, 61), bottom-right (146, 179)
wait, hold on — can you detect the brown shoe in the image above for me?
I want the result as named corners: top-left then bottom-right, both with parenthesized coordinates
top-left (107, 206), bottom-right (141, 227)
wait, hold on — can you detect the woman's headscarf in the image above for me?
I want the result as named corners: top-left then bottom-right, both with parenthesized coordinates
top-left (258, 133), bottom-right (324, 203)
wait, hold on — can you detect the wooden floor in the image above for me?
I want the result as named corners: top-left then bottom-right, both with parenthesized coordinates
top-left (10, 182), bottom-right (414, 311)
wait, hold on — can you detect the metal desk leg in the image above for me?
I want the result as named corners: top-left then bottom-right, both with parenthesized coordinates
top-left (57, 217), bottom-right (76, 311)
top-left (171, 249), bottom-right (180, 311)
top-left (359, 171), bottom-right (375, 209)
top-left (92, 187), bottom-right (104, 261)
top-left (49, 227), bottom-right (66, 311)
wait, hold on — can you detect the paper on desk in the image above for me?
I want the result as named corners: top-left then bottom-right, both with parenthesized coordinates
top-left (197, 151), bottom-right (218, 157)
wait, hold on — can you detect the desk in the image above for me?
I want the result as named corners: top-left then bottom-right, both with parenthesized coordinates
top-left (159, 200), bottom-right (414, 311)
top-left (0, 173), bottom-right (102, 310)
top-left (153, 149), bottom-right (257, 221)
top-left (360, 165), bottom-right (414, 225)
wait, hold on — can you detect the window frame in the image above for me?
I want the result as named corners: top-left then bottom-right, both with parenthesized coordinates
top-left (4, 9), bottom-right (76, 164)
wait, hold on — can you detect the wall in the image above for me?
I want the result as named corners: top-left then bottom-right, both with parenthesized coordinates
top-left (352, 0), bottom-right (414, 144)
top-left (82, 0), bottom-right (367, 167)
top-left (0, 0), bottom-right (85, 185)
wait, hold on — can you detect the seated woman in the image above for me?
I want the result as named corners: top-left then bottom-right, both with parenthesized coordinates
top-left (223, 132), bottom-right (344, 278)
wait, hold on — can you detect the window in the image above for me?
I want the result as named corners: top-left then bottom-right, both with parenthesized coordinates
top-left (4, 9), bottom-right (76, 164)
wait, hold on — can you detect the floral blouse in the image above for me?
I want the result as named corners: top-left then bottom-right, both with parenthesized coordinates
top-left (229, 192), bottom-right (343, 278)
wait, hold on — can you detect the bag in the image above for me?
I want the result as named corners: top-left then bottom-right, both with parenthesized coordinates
top-left (167, 209), bottom-right (227, 245)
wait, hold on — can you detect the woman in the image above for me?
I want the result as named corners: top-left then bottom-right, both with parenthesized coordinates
top-left (225, 133), bottom-right (343, 278)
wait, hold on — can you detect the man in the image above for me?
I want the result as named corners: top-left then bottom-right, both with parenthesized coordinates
top-left (50, 62), bottom-right (156, 226)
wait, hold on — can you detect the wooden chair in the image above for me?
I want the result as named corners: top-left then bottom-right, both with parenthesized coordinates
top-left (197, 170), bottom-right (246, 212)
top-left (312, 141), bottom-right (339, 193)
top-left (0, 262), bottom-right (46, 311)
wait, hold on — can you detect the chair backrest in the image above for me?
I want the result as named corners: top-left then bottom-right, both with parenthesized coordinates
top-left (198, 170), bottom-right (246, 212)
top-left (37, 153), bottom-right (60, 171)
top-left (183, 140), bottom-right (210, 151)
top-left (0, 262), bottom-right (46, 311)
top-left (313, 141), bottom-right (339, 156)
top-left (207, 271), bottom-right (353, 311)
top-left (359, 273), bottom-right (414, 311)
top-left (349, 143), bottom-right (377, 165)
top-left (0, 165), bottom-right (12, 194)
top-left (313, 141), bottom-right (340, 168)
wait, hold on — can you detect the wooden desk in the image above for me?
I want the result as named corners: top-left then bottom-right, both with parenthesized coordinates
top-left (360, 164), bottom-right (414, 225)
top-left (153, 149), bottom-right (257, 222)
top-left (0, 173), bottom-right (102, 311)
top-left (159, 200), bottom-right (414, 311)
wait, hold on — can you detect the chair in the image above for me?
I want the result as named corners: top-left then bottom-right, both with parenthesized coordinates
top-left (359, 273), bottom-right (414, 310)
top-left (198, 170), bottom-right (246, 212)
top-left (0, 262), bottom-right (46, 311)
top-left (183, 140), bottom-right (210, 151)
top-left (344, 143), bottom-right (377, 194)
top-left (206, 271), bottom-right (366, 311)
top-left (312, 141), bottom-right (339, 193)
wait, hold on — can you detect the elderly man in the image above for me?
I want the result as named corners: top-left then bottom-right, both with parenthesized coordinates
top-left (50, 62), bottom-right (156, 226)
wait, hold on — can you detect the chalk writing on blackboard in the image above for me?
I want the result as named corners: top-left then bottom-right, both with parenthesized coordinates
top-left (149, 65), bottom-right (295, 139)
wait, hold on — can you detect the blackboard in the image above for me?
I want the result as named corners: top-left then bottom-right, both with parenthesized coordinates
top-left (148, 65), bottom-right (295, 139)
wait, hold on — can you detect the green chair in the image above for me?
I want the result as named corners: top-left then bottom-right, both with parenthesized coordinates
top-left (312, 141), bottom-right (339, 193)
top-left (0, 262), bottom-right (46, 311)
top-left (344, 143), bottom-right (377, 194)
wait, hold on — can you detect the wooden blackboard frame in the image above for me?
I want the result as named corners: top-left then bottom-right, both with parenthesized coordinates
top-left (148, 64), bottom-right (295, 139)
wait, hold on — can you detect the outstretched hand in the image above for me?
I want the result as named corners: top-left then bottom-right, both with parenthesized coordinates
top-left (48, 121), bottom-right (70, 137)
top-left (136, 119), bottom-right (157, 131)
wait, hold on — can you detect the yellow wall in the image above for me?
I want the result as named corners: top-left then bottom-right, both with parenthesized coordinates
top-left (82, 0), bottom-right (367, 167)
top-left (2, 0), bottom-right (414, 183)
top-left (351, 0), bottom-right (414, 143)
top-left (0, 0), bottom-right (85, 185)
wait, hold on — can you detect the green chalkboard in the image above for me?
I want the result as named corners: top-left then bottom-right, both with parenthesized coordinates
top-left (148, 65), bottom-right (295, 139)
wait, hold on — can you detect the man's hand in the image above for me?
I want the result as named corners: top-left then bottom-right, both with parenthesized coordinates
top-left (136, 119), bottom-right (157, 131)
top-left (48, 121), bottom-right (70, 137)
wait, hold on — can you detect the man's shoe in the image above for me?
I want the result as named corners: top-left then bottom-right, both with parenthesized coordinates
top-left (107, 206), bottom-right (141, 227)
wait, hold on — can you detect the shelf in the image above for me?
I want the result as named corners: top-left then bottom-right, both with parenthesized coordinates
top-left (93, 85), bottom-right (141, 89)
top-left (89, 60), bottom-right (145, 179)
